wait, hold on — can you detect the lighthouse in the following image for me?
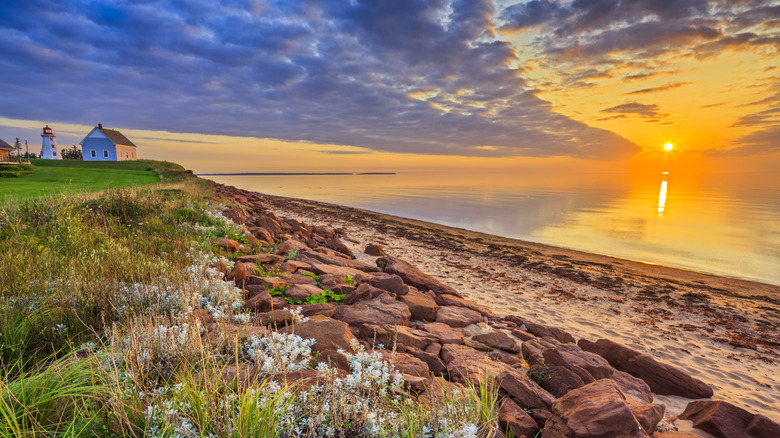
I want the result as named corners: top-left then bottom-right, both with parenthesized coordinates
top-left (40, 125), bottom-right (61, 160)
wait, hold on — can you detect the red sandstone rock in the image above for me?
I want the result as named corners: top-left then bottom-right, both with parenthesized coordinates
top-left (225, 261), bottom-right (249, 287)
top-left (244, 289), bottom-right (273, 313)
top-left (473, 331), bottom-right (521, 353)
top-left (610, 370), bottom-right (653, 404)
top-left (281, 317), bottom-right (357, 352)
top-left (251, 226), bottom-right (274, 243)
top-left (578, 338), bottom-right (713, 398)
top-left (542, 379), bottom-right (661, 438)
top-left (403, 345), bottom-right (448, 376)
top-left (498, 370), bottom-right (556, 410)
top-left (418, 322), bottom-right (464, 344)
top-left (256, 309), bottom-right (295, 327)
top-left (528, 363), bottom-right (586, 398)
top-left (284, 284), bottom-right (323, 302)
top-left (435, 306), bottom-right (482, 328)
top-left (679, 400), bottom-right (780, 438)
top-left (298, 252), bottom-right (379, 272)
top-left (434, 294), bottom-right (493, 317)
top-left (235, 254), bottom-right (283, 264)
top-left (500, 398), bottom-right (541, 438)
top-left (257, 215), bottom-right (283, 235)
top-left (343, 283), bottom-right (386, 305)
top-left (364, 243), bottom-right (385, 256)
top-left (315, 349), bottom-right (350, 372)
top-left (358, 323), bottom-right (439, 350)
top-left (523, 337), bottom-right (614, 381)
top-left (367, 274), bottom-right (410, 296)
top-left (400, 289), bottom-right (438, 321)
top-left (333, 295), bottom-right (411, 327)
top-left (377, 256), bottom-right (461, 297)
top-left (292, 302), bottom-right (338, 318)
top-left (213, 238), bottom-right (240, 253)
top-left (322, 237), bottom-right (355, 259)
top-left (379, 351), bottom-right (430, 378)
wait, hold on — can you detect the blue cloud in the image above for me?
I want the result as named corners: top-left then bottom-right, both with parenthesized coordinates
top-left (0, 0), bottom-right (639, 158)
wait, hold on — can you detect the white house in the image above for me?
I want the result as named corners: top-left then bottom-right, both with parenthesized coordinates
top-left (79, 124), bottom-right (137, 161)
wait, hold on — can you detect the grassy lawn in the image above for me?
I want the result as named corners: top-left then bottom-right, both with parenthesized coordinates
top-left (0, 159), bottom-right (191, 204)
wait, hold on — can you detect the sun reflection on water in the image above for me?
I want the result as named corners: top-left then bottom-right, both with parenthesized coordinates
top-left (657, 175), bottom-right (668, 217)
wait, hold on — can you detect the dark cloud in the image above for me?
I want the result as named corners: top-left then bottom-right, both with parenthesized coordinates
top-left (623, 82), bottom-right (693, 95)
top-left (707, 124), bottom-right (780, 155)
top-left (601, 102), bottom-right (665, 118)
top-left (0, 0), bottom-right (639, 159)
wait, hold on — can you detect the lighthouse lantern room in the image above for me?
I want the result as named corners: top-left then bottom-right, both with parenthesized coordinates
top-left (40, 125), bottom-right (61, 160)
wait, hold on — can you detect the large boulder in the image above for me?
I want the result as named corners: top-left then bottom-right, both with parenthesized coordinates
top-left (281, 317), bottom-right (357, 353)
top-left (377, 256), bottom-right (461, 296)
top-left (333, 295), bottom-right (411, 327)
top-left (523, 338), bottom-right (614, 381)
top-left (578, 338), bottom-right (713, 398)
top-left (679, 400), bottom-right (780, 438)
top-left (542, 379), bottom-right (663, 438)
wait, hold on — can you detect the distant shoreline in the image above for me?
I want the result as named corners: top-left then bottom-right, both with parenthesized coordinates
top-left (196, 172), bottom-right (396, 176)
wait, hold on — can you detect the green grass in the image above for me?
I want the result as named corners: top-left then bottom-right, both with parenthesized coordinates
top-left (0, 159), bottom-right (193, 204)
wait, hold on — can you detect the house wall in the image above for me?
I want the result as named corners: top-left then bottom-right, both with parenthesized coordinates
top-left (0, 149), bottom-right (9, 162)
top-left (115, 144), bottom-right (137, 161)
top-left (82, 137), bottom-right (117, 161)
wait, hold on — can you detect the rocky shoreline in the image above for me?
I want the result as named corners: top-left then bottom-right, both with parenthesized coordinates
top-left (208, 181), bottom-right (780, 437)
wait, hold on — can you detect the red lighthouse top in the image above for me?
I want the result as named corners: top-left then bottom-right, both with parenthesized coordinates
top-left (42, 125), bottom-right (53, 135)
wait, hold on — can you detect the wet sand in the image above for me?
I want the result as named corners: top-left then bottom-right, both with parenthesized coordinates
top-left (246, 191), bottom-right (780, 423)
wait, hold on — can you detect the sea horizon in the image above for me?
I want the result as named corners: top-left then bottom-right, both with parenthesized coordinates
top-left (205, 169), bottom-right (780, 287)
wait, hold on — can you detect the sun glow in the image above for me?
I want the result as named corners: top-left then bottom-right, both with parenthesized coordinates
top-left (664, 143), bottom-right (674, 151)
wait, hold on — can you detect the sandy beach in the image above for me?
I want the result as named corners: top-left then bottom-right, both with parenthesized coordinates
top-left (246, 191), bottom-right (780, 425)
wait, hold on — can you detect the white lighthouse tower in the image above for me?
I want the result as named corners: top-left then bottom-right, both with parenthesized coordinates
top-left (40, 125), bottom-right (60, 160)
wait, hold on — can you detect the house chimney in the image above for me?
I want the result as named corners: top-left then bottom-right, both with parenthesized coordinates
top-left (98, 123), bottom-right (103, 131)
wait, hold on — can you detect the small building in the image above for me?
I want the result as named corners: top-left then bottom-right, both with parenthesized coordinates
top-left (79, 123), bottom-right (137, 161)
top-left (0, 138), bottom-right (14, 163)
top-left (40, 125), bottom-right (61, 160)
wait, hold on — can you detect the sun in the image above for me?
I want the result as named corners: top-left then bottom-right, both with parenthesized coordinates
top-left (664, 143), bottom-right (674, 151)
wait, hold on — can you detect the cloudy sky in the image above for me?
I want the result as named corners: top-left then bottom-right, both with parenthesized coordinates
top-left (0, 0), bottom-right (777, 171)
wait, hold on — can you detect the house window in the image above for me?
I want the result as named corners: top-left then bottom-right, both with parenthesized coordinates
top-left (91, 150), bottom-right (96, 157)
top-left (103, 150), bottom-right (109, 158)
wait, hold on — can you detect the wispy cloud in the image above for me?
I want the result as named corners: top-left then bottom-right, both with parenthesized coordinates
top-left (622, 82), bottom-right (693, 96)
top-left (601, 102), bottom-right (665, 119)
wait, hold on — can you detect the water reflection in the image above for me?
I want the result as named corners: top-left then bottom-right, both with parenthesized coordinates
top-left (206, 170), bottom-right (780, 285)
top-left (657, 174), bottom-right (668, 217)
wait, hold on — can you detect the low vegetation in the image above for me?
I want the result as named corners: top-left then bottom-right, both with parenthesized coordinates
top-left (0, 159), bottom-right (192, 204)
top-left (0, 167), bottom-right (500, 437)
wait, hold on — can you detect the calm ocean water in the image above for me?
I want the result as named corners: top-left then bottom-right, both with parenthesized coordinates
top-left (205, 171), bottom-right (780, 286)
